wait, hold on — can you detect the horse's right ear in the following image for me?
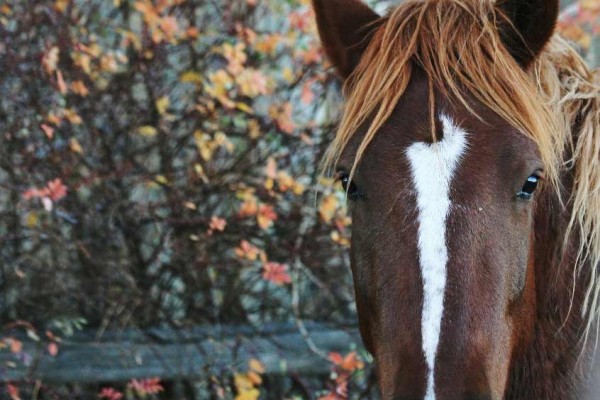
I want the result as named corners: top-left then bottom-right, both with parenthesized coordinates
top-left (312, 0), bottom-right (381, 79)
top-left (496, 0), bottom-right (559, 68)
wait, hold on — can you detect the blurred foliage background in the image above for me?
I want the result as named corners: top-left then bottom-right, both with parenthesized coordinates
top-left (0, 0), bottom-right (597, 399)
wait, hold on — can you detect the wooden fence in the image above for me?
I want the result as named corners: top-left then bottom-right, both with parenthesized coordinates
top-left (0, 322), bottom-right (362, 383)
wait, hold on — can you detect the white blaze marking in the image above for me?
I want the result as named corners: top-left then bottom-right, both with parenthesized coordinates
top-left (406, 115), bottom-right (468, 400)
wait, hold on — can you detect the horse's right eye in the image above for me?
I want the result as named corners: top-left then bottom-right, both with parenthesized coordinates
top-left (339, 173), bottom-right (361, 199)
top-left (517, 174), bottom-right (542, 200)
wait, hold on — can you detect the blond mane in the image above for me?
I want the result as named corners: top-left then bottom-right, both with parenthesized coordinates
top-left (536, 37), bottom-right (600, 335)
top-left (324, 0), bottom-right (600, 329)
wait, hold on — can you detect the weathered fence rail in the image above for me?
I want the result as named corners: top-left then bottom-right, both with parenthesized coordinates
top-left (0, 322), bottom-right (362, 383)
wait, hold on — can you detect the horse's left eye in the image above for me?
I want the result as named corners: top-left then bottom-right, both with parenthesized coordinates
top-left (338, 173), bottom-right (360, 199)
top-left (517, 175), bottom-right (540, 200)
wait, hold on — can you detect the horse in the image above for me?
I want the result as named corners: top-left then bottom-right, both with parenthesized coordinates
top-left (311, 0), bottom-right (600, 398)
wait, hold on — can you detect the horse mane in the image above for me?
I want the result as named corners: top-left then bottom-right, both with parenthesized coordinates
top-left (323, 0), bottom-right (600, 332)
top-left (535, 37), bottom-right (600, 336)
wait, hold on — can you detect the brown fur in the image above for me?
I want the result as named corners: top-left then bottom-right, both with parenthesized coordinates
top-left (311, 0), bottom-right (600, 398)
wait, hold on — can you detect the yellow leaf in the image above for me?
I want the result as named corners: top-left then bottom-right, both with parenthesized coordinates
top-left (248, 119), bottom-right (261, 139)
top-left (64, 109), bottom-right (82, 125)
top-left (207, 70), bottom-right (233, 95)
top-left (137, 126), bottom-right (158, 137)
top-left (155, 175), bottom-right (169, 185)
top-left (264, 178), bottom-right (274, 191)
top-left (73, 52), bottom-right (91, 75)
top-left (331, 230), bottom-right (350, 247)
top-left (42, 47), bottom-right (60, 75)
top-left (184, 201), bottom-right (196, 210)
top-left (319, 194), bottom-right (338, 223)
top-left (247, 371), bottom-right (262, 385)
top-left (119, 29), bottom-right (142, 51)
top-left (581, 0), bottom-right (600, 12)
top-left (577, 33), bottom-right (592, 50)
top-left (194, 131), bottom-right (213, 161)
top-left (255, 34), bottom-right (281, 56)
top-left (0, 5), bottom-right (12, 15)
top-left (282, 67), bottom-right (294, 83)
top-left (222, 42), bottom-right (247, 74)
top-left (249, 359), bottom-right (265, 374)
top-left (194, 163), bottom-right (209, 183)
top-left (234, 373), bottom-right (254, 391)
top-left (214, 132), bottom-right (234, 153)
top-left (100, 54), bottom-right (119, 73)
top-left (25, 212), bottom-right (39, 228)
top-left (236, 102), bottom-right (254, 114)
top-left (235, 389), bottom-right (260, 400)
top-left (292, 182), bottom-right (305, 195)
top-left (156, 96), bottom-right (170, 115)
top-left (69, 138), bottom-right (83, 154)
top-left (236, 69), bottom-right (269, 97)
top-left (180, 71), bottom-right (203, 84)
top-left (54, 0), bottom-right (69, 13)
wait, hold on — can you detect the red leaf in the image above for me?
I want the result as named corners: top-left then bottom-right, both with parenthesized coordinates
top-left (128, 378), bottom-right (164, 396)
top-left (48, 342), bottom-right (58, 356)
top-left (40, 124), bottom-right (55, 139)
top-left (262, 262), bottom-right (291, 285)
top-left (7, 383), bottom-right (20, 400)
top-left (46, 178), bottom-right (68, 201)
top-left (99, 387), bottom-right (123, 400)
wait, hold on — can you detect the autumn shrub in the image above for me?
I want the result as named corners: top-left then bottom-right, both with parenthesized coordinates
top-left (0, 0), bottom-right (366, 398)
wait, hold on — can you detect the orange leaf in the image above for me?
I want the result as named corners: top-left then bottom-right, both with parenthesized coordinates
top-left (329, 351), bottom-right (364, 372)
top-left (56, 70), bottom-right (68, 94)
top-left (209, 216), bottom-right (226, 232)
top-left (249, 358), bottom-right (265, 373)
top-left (235, 240), bottom-right (260, 261)
top-left (9, 338), bottom-right (22, 354)
top-left (256, 204), bottom-right (277, 230)
top-left (301, 81), bottom-right (315, 105)
top-left (70, 80), bottom-right (89, 96)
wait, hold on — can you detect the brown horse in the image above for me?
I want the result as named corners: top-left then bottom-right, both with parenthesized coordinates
top-left (311, 0), bottom-right (600, 398)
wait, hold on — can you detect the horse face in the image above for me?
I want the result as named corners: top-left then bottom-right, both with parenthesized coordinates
top-left (312, 0), bottom-right (559, 398)
top-left (338, 70), bottom-right (542, 398)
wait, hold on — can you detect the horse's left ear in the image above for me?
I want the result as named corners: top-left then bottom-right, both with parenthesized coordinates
top-left (312, 0), bottom-right (381, 79)
top-left (496, 0), bottom-right (559, 68)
